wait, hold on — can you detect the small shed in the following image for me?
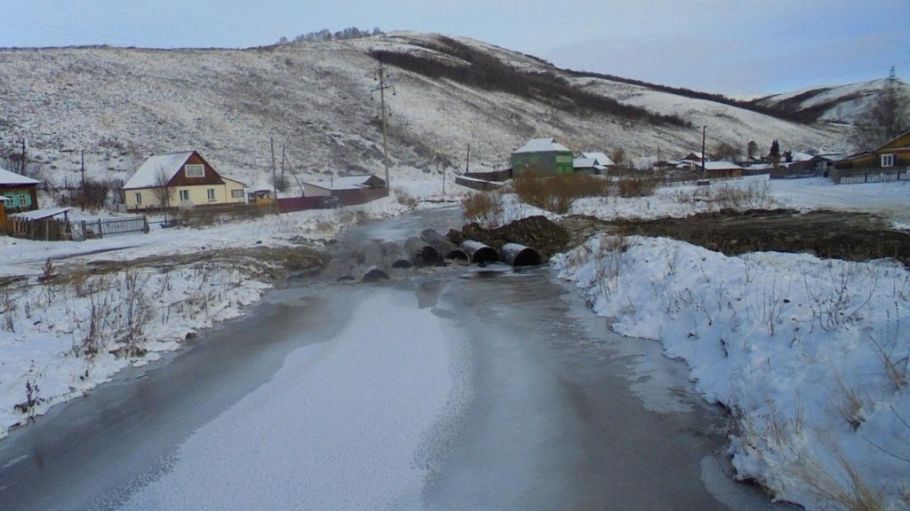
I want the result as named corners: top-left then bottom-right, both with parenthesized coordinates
top-left (300, 174), bottom-right (388, 206)
top-left (700, 161), bottom-right (744, 178)
top-left (0, 166), bottom-right (41, 212)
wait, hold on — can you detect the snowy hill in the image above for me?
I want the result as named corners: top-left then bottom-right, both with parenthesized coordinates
top-left (750, 77), bottom-right (910, 124)
top-left (0, 32), bottom-right (844, 189)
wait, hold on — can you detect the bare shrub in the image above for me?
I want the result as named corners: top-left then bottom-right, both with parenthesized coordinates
top-left (616, 175), bottom-right (660, 198)
top-left (461, 191), bottom-right (503, 228)
top-left (394, 188), bottom-right (418, 209)
top-left (13, 362), bottom-right (43, 423)
top-left (832, 371), bottom-right (867, 431)
top-left (1, 291), bottom-right (15, 332)
top-left (511, 172), bottom-right (610, 213)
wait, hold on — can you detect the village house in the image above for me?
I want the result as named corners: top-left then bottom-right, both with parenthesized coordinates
top-left (573, 152), bottom-right (616, 175)
top-left (123, 151), bottom-right (247, 211)
top-left (0, 166), bottom-right (41, 212)
top-left (835, 131), bottom-right (910, 170)
top-left (511, 138), bottom-right (574, 177)
top-left (300, 174), bottom-right (387, 206)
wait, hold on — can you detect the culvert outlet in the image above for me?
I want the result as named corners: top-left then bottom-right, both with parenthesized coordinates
top-left (461, 240), bottom-right (499, 264)
top-left (405, 236), bottom-right (441, 266)
top-left (421, 228), bottom-right (468, 261)
top-left (501, 243), bottom-right (543, 267)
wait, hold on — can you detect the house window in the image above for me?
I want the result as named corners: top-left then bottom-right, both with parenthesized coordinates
top-left (135, 193), bottom-right (142, 205)
top-left (185, 164), bottom-right (205, 178)
top-left (207, 188), bottom-right (216, 202)
top-left (881, 154), bottom-right (894, 168)
top-left (179, 190), bottom-right (190, 202)
top-left (231, 189), bottom-right (244, 198)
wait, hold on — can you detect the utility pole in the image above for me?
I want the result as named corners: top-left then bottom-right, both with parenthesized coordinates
top-left (80, 150), bottom-right (85, 211)
top-left (270, 136), bottom-right (277, 195)
top-left (701, 126), bottom-right (707, 176)
top-left (19, 139), bottom-right (26, 175)
top-left (465, 143), bottom-right (471, 174)
top-left (371, 58), bottom-right (394, 188)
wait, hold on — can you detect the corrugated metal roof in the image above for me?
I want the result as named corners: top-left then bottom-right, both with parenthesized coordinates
top-left (11, 207), bottom-right (72, 221)
top-left (513, 138), bottom-right (570, 154)
top-left (0, 167), bottom-right (40, 186)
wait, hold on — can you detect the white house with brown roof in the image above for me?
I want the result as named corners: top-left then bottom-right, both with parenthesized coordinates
top-left (123, 151), bottom-right (247, 210)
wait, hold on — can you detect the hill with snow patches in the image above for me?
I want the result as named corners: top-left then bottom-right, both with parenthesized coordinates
top-left (751, 77), bottom-right (910, 125)
top-left (0, 31), bottom-right (854, 189)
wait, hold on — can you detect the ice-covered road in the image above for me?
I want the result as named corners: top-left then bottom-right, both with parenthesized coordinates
top-left (0, 209), bottom-right (790, 510)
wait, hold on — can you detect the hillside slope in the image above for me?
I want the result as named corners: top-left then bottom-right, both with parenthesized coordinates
top-left (0, 32), bottom-right (844, 189)
top-left (750, 77), bottom-right (910, 124)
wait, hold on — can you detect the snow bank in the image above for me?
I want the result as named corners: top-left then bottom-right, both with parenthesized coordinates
top-left (554, 236), bottom-right (910, 510)
top-left (0, 262), bottom-right (271, 440)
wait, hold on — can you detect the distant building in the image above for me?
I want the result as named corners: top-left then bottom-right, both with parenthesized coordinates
top-left (123, 151), bottom-right (247, 211)
top-left (573, 151), bottom-right (615, 175)
top-left (300, 174), bottom-right (387, 206)
top-left (0, 166), bottom-right (40, 212)
top-left (511, 138), bottom-right (574, 177)
top-left (699, 161), bottom-right (744, 178)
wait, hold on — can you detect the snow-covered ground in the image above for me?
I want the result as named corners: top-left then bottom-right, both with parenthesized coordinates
top-left (0, 181), bottom-right (461, 439)
top-left (534, 178), bottom-right (910, 510)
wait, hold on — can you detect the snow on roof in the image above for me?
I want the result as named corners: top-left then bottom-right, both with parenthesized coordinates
top-left (702, 161), bottom-right (743, 170)
top-left (0, 167), bottom-right (40, 186)
top-left (304, 175), bottom-right (379, 191)
top-left (581, 152), bottom-right (615, 166)
top-left (11, 207), bottom-right (72, 221)
top-left (513, 138), bottom-right (570, 154)
top-left (573, 157), bottom-right (597, 168)
top-left (790, 151), bottom-right (814, 162)
top-left (123, 151), bottom-right (194, 190)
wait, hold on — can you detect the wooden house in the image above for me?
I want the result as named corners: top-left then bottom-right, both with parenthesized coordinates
top-left (0, 166), bottom-right (40, 212)
top-left (835, 131), bottom-right (910, 170)
top-left (511, 138), bottom-right (574, 177)
top-left (123, 151), bottom-right (247, 211)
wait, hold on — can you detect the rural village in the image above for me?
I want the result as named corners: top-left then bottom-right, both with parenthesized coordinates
top-left (0, 24), bottom-right (909, 511)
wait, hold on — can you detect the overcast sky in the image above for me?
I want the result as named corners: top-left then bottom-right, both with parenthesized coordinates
top-left (1, 0), bottom-right (907, 94)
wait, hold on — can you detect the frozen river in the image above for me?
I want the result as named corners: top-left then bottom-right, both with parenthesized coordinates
top-left (0, 209), bottom-right (788, 510)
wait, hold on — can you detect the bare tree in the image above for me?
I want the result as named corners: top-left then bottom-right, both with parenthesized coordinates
top-left (151, 168), bottom-right (172, 217)
top-left (713, 141), bottom-right (739, 161)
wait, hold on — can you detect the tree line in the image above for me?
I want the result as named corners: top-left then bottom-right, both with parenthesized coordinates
top-left (276, 27), bottom-right (382, 45)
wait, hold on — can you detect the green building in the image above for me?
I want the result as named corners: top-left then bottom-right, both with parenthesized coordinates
top-left (510, 138), bottom-right (574, 177)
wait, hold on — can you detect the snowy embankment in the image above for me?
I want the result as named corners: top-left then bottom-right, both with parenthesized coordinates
top-left (554, 235), bottom-right (910, 510)
top-left (0, 189), bottom-right (444, 439)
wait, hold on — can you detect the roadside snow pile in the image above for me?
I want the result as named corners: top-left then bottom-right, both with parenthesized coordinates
top-left (0, 259), bottom-right (272, 440)
top-left (554, 235), bottom-right (910, 510)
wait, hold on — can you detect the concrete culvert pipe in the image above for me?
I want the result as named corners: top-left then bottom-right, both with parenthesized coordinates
top-left (501, 243), bottom-right (543, 267)
top-left (405, 236), bottom-right (441, 266)
top-left (461, 240), bottom-right (499, 264)
top-left (381, 241), bottom-right (412, 269)
top-left (362, 266), bottom-right (390, 282)
top-left (420, 229), bottom-right (468, 261)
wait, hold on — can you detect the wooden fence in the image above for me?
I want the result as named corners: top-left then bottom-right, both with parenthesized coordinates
top-left (4, 217), bottom-right (71, 241)
top-left (830, 167), bottom-right (910, 185)
top-left (71, 216), bottom-right (149, 241)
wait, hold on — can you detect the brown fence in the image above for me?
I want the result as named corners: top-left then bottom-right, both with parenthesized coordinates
top-left (276, 196), bottom-right (326, 213)
top-left (830, 167), bottom-right (910, 185)
top-left (5, 217), bottom-right (71, 241)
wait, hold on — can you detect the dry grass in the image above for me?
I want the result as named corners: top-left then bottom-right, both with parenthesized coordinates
top-left (511, 173), bottom-right (611, 213)
top-left (461, 191), bottom-right (503, 228)
top-left (393, 187), bottom-right (418, 209)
